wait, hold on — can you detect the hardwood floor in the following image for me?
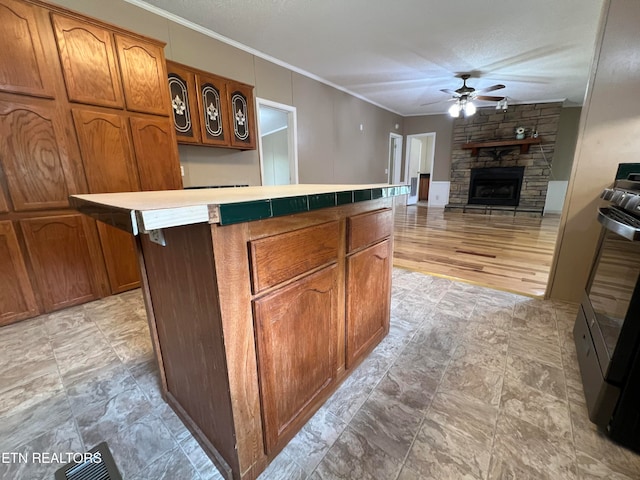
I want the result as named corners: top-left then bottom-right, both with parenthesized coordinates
top-left (393, 205), bottom-right (562, 297)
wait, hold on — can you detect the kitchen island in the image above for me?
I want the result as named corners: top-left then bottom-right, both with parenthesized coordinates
top-left (70, 184), bottom-right (408, 480)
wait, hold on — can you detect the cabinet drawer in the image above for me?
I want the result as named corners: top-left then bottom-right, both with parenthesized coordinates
top-left (250, 221), bottom-right (339, 293)
top-left (347, 208), bottom-right (393, 252)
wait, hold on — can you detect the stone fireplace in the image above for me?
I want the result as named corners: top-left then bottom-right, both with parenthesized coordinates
top-left (468, 166), bottom-right (525, 206)
top-left (446, 102), bottom-right (561, 214)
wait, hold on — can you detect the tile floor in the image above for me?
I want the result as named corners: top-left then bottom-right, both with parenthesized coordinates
top-left (1, 268), bottom-right (640, 479)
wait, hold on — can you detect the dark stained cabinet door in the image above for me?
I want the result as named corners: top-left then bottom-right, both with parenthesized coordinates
top-left (227, 80), bottom-right (256, 150)
top-left (0, 0), bottom-right (55, 98)
top-left (195, 72), bottom-right (229, 147)
top-left (51, 14), bottom-right (124, 108)
top-left (115, 34), bottom-right (170, 116)
top-left (20, 214), bottom-right (103, 312)
top-left (253, 265), bottom-right (339, 453)
top-left (72, 108), bottom-right (139, 193)
top-left (129, 115), bottom-right (182, 190)
top-left (345, 239), bottom-right (391, 367)
top-left (166, 61), bottom-right (201, 144)
top-left (0, 221), bottom-right (38, 325)
top-left (0, 97), bottom-right (80, 211)
top-left (97, 222), bottom-right (140, 293)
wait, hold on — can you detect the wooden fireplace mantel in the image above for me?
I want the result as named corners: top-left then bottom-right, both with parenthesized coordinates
top-left (461, 137), bottom-right (542, 156)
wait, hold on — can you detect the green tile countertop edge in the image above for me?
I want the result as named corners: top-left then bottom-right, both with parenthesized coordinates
top-left (218, 185), bottom-right (409, 225)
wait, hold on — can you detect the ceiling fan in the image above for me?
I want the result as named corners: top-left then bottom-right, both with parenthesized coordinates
top-left (439, 74), bottom-right (506, 117)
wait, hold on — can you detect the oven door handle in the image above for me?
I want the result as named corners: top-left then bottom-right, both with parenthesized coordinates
top-left (598, 207), bottom-right (640, 241)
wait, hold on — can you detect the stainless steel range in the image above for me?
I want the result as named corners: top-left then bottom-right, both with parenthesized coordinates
top-left (574, 172), bottom-right (640, 452)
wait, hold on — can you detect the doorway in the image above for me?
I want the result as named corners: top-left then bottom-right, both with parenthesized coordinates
top-left (388, 133), bottom-right (403, 184)
top-left (405, 133), bottom-right (435, 205)
top-left (256, 98), bottom-right (298, 185)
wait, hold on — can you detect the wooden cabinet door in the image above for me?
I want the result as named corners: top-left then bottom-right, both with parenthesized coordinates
top-left (97, 222), bottom-right (140, 293)
top-left (226, 80), bottom-right (256, 150)
top-left (0, 0), bottom-right (55, 98)
top-left (51, 14), bottom-right (124, 108)
top-left (0, 221), bottom-right (38, 325)
top-left (346, 239), bottom-right (391, 368)
top-left (195, 72), bottom-right (229, 146)
top-left (166, 61), bottom-right (201, 144)
top-left (72, 108), bottom-right (140, 293)
top-left (20, 214), bottom-right (102, 312)
top-left (115, 34), bottom-right (170, 116)
top-left (0, 98), bottom-right (80, 211)
top-left (129, 115), bottom-right (182, 190)
top-left (253, 265), bottom-right (339, 453)
top-left (72, 108), bottom-right (139, 193)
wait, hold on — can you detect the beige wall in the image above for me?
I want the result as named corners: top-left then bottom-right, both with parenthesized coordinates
top-left (552, 107), bottom-right (582, 181)
top-left (548, 0), bottom-right (639, 302)
top-left (49, 0), bottom-right (403, 187)
top-left (403, 115), bottom-right (454, 181)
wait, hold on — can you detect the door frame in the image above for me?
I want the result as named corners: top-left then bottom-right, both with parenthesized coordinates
top-left (388, 133), bottom-right (403, 184)
top-left (404, 132), bottom-right (436, 205)
top-left (256, 97), bottom-right (299, 185)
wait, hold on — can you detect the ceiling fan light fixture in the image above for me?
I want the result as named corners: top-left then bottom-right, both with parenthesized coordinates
top-left (448, 102), bottom-right (461, 118)
top-left (463, 101), bottom-right (476, 116)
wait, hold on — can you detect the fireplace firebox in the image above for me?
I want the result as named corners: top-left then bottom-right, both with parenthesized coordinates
top-left (468, 166), bottom-right (525, 206)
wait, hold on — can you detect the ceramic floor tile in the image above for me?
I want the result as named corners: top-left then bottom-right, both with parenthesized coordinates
top-left (179, 436), bottom-right (224, 480)
top-left (492, 413), bottom-right (577, 480)
top-left (42, 305), bottom-right (92, 339)
top-left (449, 341), bottom-right (508, 373)
top-left (258, 451), bottom-right (306, 480)
top-left (437, 290), bottom-right (477, 319)
top-left (282, 405), bottom-right (346, 476)
top-left (310, 426), bottom-right (402, 480)
top-left (404, 418), bottom-right (490, 480)
top-left (500, 376), bottom-right (572, 442)
top-left (0, 393), bottom-right (73, 452)
top-left (129, 359), bottom-right (165, 406)
top-left (93, 413), bottom-right (177, 479)
top-left (129, 446), bottom-right (200, 480)
top-left (487, 455), bottom-right (555, 480)
top-left (0, 317), bottom-right (48, 353)
top-left (511, 316), bottom-right (559, 344)
top-left (0, 365), bottom-right (63, 417)
top-left (464, 320), bottom-right (510, 349)
top-left (508, 331), bottom-right (563, 367)
top-left (469, 304), bottom-right (514, 329)
top-left (0, 418), bottom-right (83, 480)
top-left (505, 352), bottom-right (567, 400)
top-left (569, 400), bottom-right (640, 478)
top-left (439, 363), bottom-right (504, 406)
top-left (349, 387), bottom-right (423, 461)
top-left (65, 363), bottom-right (138, 417)
top-left (110, 330), bottom-right (155, 367)
top-left (425, 391), bottom-right (499, 448)
top-left (155, 402), bottom-right (192, 443)
top-left (575, 451), bottom-right (636, 480)
top-left (76, 383), bottom-right (154, 448)
top-left (396, 464), bottom-right (423, 480)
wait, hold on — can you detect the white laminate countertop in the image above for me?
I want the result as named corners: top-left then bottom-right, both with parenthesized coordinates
top-left (70, 184), bottom-right (409, 233)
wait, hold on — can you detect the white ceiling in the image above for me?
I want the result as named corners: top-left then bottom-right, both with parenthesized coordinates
top-left (132, 0), bottom-right (605, 116)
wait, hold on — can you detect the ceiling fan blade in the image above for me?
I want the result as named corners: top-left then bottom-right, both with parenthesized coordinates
top-left (475, 95), bottom-right (505, 101)
top-left (440, 88), bottom-right (457, 95)
top-left (420, 98), bottom-right (457, 106)
top-left (477, 84), bottom-right (505, 93)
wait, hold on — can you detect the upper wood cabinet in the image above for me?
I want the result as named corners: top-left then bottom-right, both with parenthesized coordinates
top-left (51, 14), bottom-right (124, 109)
top-left (0, 220), bottom-right (38, 325)
top-left (129, 115), bottom-right (182, 190)
top-left (0, 0), bottom-right (55, 98)
top-left (196, 72), bottom-right (230, 147)
top-left (0, 97), bottom-right (80, 211)
top-left (20, 214), bottom-right (104, 312)
top-left (115, 34), bottom-right (170, 116)
top-left (165, 60), bottom-right (255, 150)
top-left (166, 61), bottom-right (200, 144)
top-left (72, 108), bottom-right (139, 193)
top-left (227, 81), bottom-right (256, 150)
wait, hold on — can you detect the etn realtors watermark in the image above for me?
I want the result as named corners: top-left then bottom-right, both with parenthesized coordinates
top-left (1, 451), bottom-right (103, 464)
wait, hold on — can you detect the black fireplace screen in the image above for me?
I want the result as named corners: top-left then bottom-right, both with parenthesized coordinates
top-left (468, 166), bottom-right (525, 206)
